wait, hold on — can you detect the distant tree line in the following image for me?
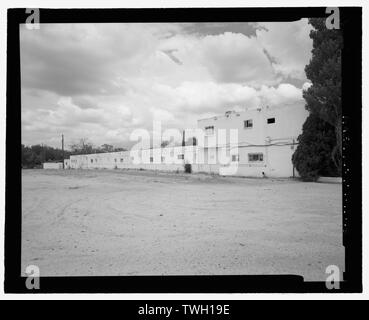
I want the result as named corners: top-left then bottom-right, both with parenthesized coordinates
top-left (21, 144), bottom-right (71, 168)
top-left (22, 135), bottom-right (198, 168)
top-left (160, 137), bottom-right (197, 148)
top-left (69, 139), bottom-right (126, 155)
top-left (292, 18), bottom-right (342, 181)
top-left (22, 138), bottom-right (127, 168)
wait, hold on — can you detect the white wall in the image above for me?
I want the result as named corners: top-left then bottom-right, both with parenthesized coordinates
top-left (197, 105), bottom-right (308, 147)
top-left (196, 105), bottom-right (307, 177)
top-left (43, 162), bottom-right (63, 169)
top-left (64, 159), bottom-right (70, 169)
top-left (66, 105), bottom-right (307, 178)
top-left (67, 145), bottom-right (297, 178)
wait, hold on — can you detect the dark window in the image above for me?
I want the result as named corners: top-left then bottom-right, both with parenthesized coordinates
top-left (205, 126), bottom-right (214, 135)
top-left (231, 155), bottom-right (239, 162)
top-left (150, 157), bottom-right (154, 163)
top-left (244, 119), bottom-right (253, 128)
top-left (178, 154), bottom-right (184, 160)
top-left (248, 153), bottom-right (263, 162)
top-left (90, 159), bottom-right (93, 163)
top-left (267, 118), bottom-right (275, 124)
top-left (120, 158), bottom-right (124, 162)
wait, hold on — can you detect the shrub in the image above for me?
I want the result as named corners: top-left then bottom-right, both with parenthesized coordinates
top-left (184, 163), bottom-right (192, 174)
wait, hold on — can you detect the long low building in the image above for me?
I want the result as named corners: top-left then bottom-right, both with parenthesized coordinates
top-left (64, 104), bottom-right (308, 178)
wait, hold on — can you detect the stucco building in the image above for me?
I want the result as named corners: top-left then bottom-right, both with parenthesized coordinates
top-left (64, 104), bottom-right (308, 178)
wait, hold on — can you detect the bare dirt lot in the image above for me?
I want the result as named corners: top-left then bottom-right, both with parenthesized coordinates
top-left (21, 169), bottom-right (344, 281)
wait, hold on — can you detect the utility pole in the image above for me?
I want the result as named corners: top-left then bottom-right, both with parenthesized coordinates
top-left (62, 134), bottom-right (64, 169)
top-left (41, 143), bottom-right (45, 164)
top-left (292, 138), bottom-right (295, 178)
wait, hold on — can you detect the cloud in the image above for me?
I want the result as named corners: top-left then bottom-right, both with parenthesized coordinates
top-left (161, 49), bottom-right (183, 65)
top-left (157, 31), bottom-right (278, 86)
top-left (181, 22), bottom-right (260, 37)
top-left (258, 83), bottom-right (305, 107)
top-left (20, 23), bottom-right (165, 96)
top-left (198, 32), bottom-right (277, 85)
top-left (302, 81), bottom-right (313, 91)
top-left (20, 22), bottom-right (312, 148)
top-left (255, 19), bottom-right (313, 80)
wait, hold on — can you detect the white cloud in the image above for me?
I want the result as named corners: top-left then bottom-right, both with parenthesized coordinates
top-left (257, 83), bottom-right (304, 107)
top-left (21, 22), bottom-right (312, 148)
top-left (302, 81), bottom-right (313, 91)
top-left (255, 19), bottom-right (313, 80)
top-left (198, 32), bottom-right (277, 85)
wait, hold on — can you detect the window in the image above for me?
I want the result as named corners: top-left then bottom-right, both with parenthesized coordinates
top-left (205, 125), bottom-right (214, 135)
top-left (178, 154), bottom-right (184, 160)
top-left (114, 158), bottom-right (117, 162)
top-left (231, 155), bottom-right (239, 162)
top-left (150, 157), bottom-right (154, 163)
top-left (267, 117), bottom-right (275, 124)
top-left (248, 153), bottom-right (263, 162)
top-left (90, 159), bottom-right (93, 163)
top-left (161, 156), bottom-right (165, 163)
top-left (244, 119), bottom-right (253, 129)
top-left (120, 158), bottom-right (124, 163)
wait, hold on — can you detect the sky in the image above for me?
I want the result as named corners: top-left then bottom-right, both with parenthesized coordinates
top-left (20, 21), bottom-right (313, 149)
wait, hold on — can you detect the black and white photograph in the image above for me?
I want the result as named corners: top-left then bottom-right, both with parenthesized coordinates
top-left (3, 3), bottom-right (364, 297)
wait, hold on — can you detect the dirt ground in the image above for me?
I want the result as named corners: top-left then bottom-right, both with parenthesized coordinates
top-left (21, 169), bottom-right (344, 281)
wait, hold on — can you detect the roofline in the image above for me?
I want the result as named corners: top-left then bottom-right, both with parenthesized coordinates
top-left (197, 104), bottom-right (304, 122)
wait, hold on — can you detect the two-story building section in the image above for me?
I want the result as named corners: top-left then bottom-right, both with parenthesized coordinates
top-left (197, 104), bottom-right (309, 177)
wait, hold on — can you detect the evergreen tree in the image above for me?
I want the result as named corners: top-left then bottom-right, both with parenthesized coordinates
top-left (303, 18), bottom-right (342, 173)
top-left (292, 114), bottom-right (338, 181)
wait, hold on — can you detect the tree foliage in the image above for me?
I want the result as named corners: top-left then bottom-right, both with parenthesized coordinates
top-left (302, 18), bottom-right (343, 172)
top-left (69, 138), bottom-right (95, 155)
top-left (21, 144), bottom-right (71, 168)
top-left (100, 144), bottom-right (114, 153)
top-left (22, 139), bottom-right (127, 168)
top-left (160, 140), bottom-right (170, 148)
top-left (292, 114), bottom-right (339, 181)
top-left (293, 18), bottom-right (342, 179)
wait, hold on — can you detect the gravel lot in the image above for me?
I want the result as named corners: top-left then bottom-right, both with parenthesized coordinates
top-left (21, 169), bottom-right (344, 281)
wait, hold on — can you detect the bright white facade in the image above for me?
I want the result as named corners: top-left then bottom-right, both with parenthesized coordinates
top-left (197, 104), bottom-right (308, 177)
top-left (65, 105), bottom-right (308, 178)
top-left (43, 162), bottom-right (64, 169)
